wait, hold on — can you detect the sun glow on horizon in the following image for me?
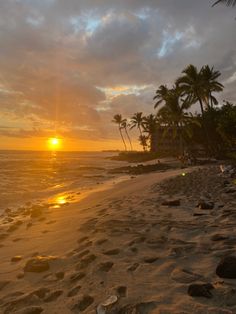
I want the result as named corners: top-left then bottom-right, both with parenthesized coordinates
top-left (48, 137), bottom-right (61, 150)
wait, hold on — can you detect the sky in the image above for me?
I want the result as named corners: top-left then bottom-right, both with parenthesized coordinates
top-left (0, 0), bottom-right (235, 151)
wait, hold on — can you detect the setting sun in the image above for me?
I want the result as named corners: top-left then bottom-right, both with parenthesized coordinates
top-left (48, 137), bottom-right (61, 150)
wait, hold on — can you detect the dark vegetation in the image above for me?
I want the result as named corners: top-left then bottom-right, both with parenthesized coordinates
top-left (112, 64), bottom-right (236, 160)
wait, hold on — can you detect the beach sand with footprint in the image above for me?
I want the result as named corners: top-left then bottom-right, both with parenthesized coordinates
top-left (1, 166), bottom-right (236, 313)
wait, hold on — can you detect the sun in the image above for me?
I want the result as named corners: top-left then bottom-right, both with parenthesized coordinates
top-left (48, 137), bottom-right (61, 150)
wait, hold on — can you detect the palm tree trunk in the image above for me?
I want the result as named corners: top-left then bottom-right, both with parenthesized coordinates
top-left (124, 127), bottom-right (133, 151)
top-left (198, 97), bottom-right (204, 115)
top-left (138, 126), bottom-right (145, 151)
top-left (119, 127), bottom-right (127, 151)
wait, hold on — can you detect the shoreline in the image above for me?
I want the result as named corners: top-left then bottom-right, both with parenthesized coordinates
top-left (1, 165), bottom-right (236, 313)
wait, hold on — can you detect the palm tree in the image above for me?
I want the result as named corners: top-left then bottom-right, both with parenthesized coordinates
top-left (138, 135), bottom-right (149, 152)
top-left (212, 0), bottom-right (236, 6)
top-left (153, 85), bottom-right (169, 109)
top-left (157, 85), bottom-right (193, 154)
top-left (200, 65), bottom-right (224, 109)
top-left (176, 64), bottom-right (205, 115)
top-left (121, 119), bottom-right (133, 151)
top-left (143, 114), bottom-right (159, 152)
top-left (112, 114), bottom-right (127, 151)
top-left (130, 112), bottom-right (145, 150)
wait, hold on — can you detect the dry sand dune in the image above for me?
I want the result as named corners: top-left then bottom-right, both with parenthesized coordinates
top-left (0, 166), bottom-right (236, 313)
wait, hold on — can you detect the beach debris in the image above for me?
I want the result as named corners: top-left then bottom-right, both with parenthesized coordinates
top-left (216, 255), bottom-right (236, 279)
top-left (188, 283), bottom-right (214, 298)
top-left (23, 256), bottom-right (57, 273)
top-left (11, 255), bottom-right (22, 262)
top-left (97, 295), bottom-right (118, 314)
top-left (161, 199), bottom-right (180, 206)
top-left (72, 295), bottom-right (94, 312)
top-left (197, 200), bottom-right (214, 210)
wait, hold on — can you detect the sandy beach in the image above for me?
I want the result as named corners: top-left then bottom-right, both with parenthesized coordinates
top-left (1, 164), bottom-right (236, 313)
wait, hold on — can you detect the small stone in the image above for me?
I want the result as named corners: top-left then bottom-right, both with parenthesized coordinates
top-left (188, 283), bottom-right (214, 298)
top-left (216, 255), bottom-right (236, 279)
top-left (11, 255), bottom-right (22, 262)
top-left (197, 200), bottom-right (214, 210)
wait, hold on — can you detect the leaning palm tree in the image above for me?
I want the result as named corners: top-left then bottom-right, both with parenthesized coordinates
top-left (121, 119), bottom-right (133, 151)
top-left (130, 112), bottom-right (145, 150)
top-left (112, 114), bottom-right (127, 151)
top-left (212, 0), bottom-right (236, 6)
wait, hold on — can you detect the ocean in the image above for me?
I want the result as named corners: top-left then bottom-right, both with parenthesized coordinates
top-left (0, 150), bottom-right (127, 211)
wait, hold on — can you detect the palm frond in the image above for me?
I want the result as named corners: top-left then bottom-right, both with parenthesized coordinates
top-left (212, 0), bottom-right (236, 6)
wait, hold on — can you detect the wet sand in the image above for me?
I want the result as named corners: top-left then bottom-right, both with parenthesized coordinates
top-left (0, 165), bottom-right (236, 313)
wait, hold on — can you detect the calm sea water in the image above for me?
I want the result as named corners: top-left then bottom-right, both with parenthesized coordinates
top-left (0, 150), bottom-right (125, 211)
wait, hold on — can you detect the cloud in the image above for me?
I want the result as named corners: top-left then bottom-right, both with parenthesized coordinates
top-left (0, 0), bottom-right (235, 145)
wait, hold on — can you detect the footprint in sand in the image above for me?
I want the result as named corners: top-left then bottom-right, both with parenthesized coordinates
top-left (75, 249), bottom-right (90, 259)
top-left (116, 286), bottom-right (127, 297)
top-left (127, 263), bottom-right (139, 272)
top-left (70, 272), bottom-right (86, 283)
top-left (44, 290), bottom-right (63, 302)
top-left (72, 295), bottom-right (94, 312)
top-left (143, 257), bottom-right (159, 264)
top-left (95, 238), bottom-right (108, 246)
top-left (98, 261), bottom-right (114, 272)
top-left (67, 285), bottom-right (81, 297)
top-left (76, 241), bottom-right (93, 252)
top-left (77, 236), bottom-right (89, 243)
top-left (103, 249), bottom-right (120, 256)
top-left (46, 220), bottom-right (57, 225)
top-left (75, 254), bottom-right (97, 270)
